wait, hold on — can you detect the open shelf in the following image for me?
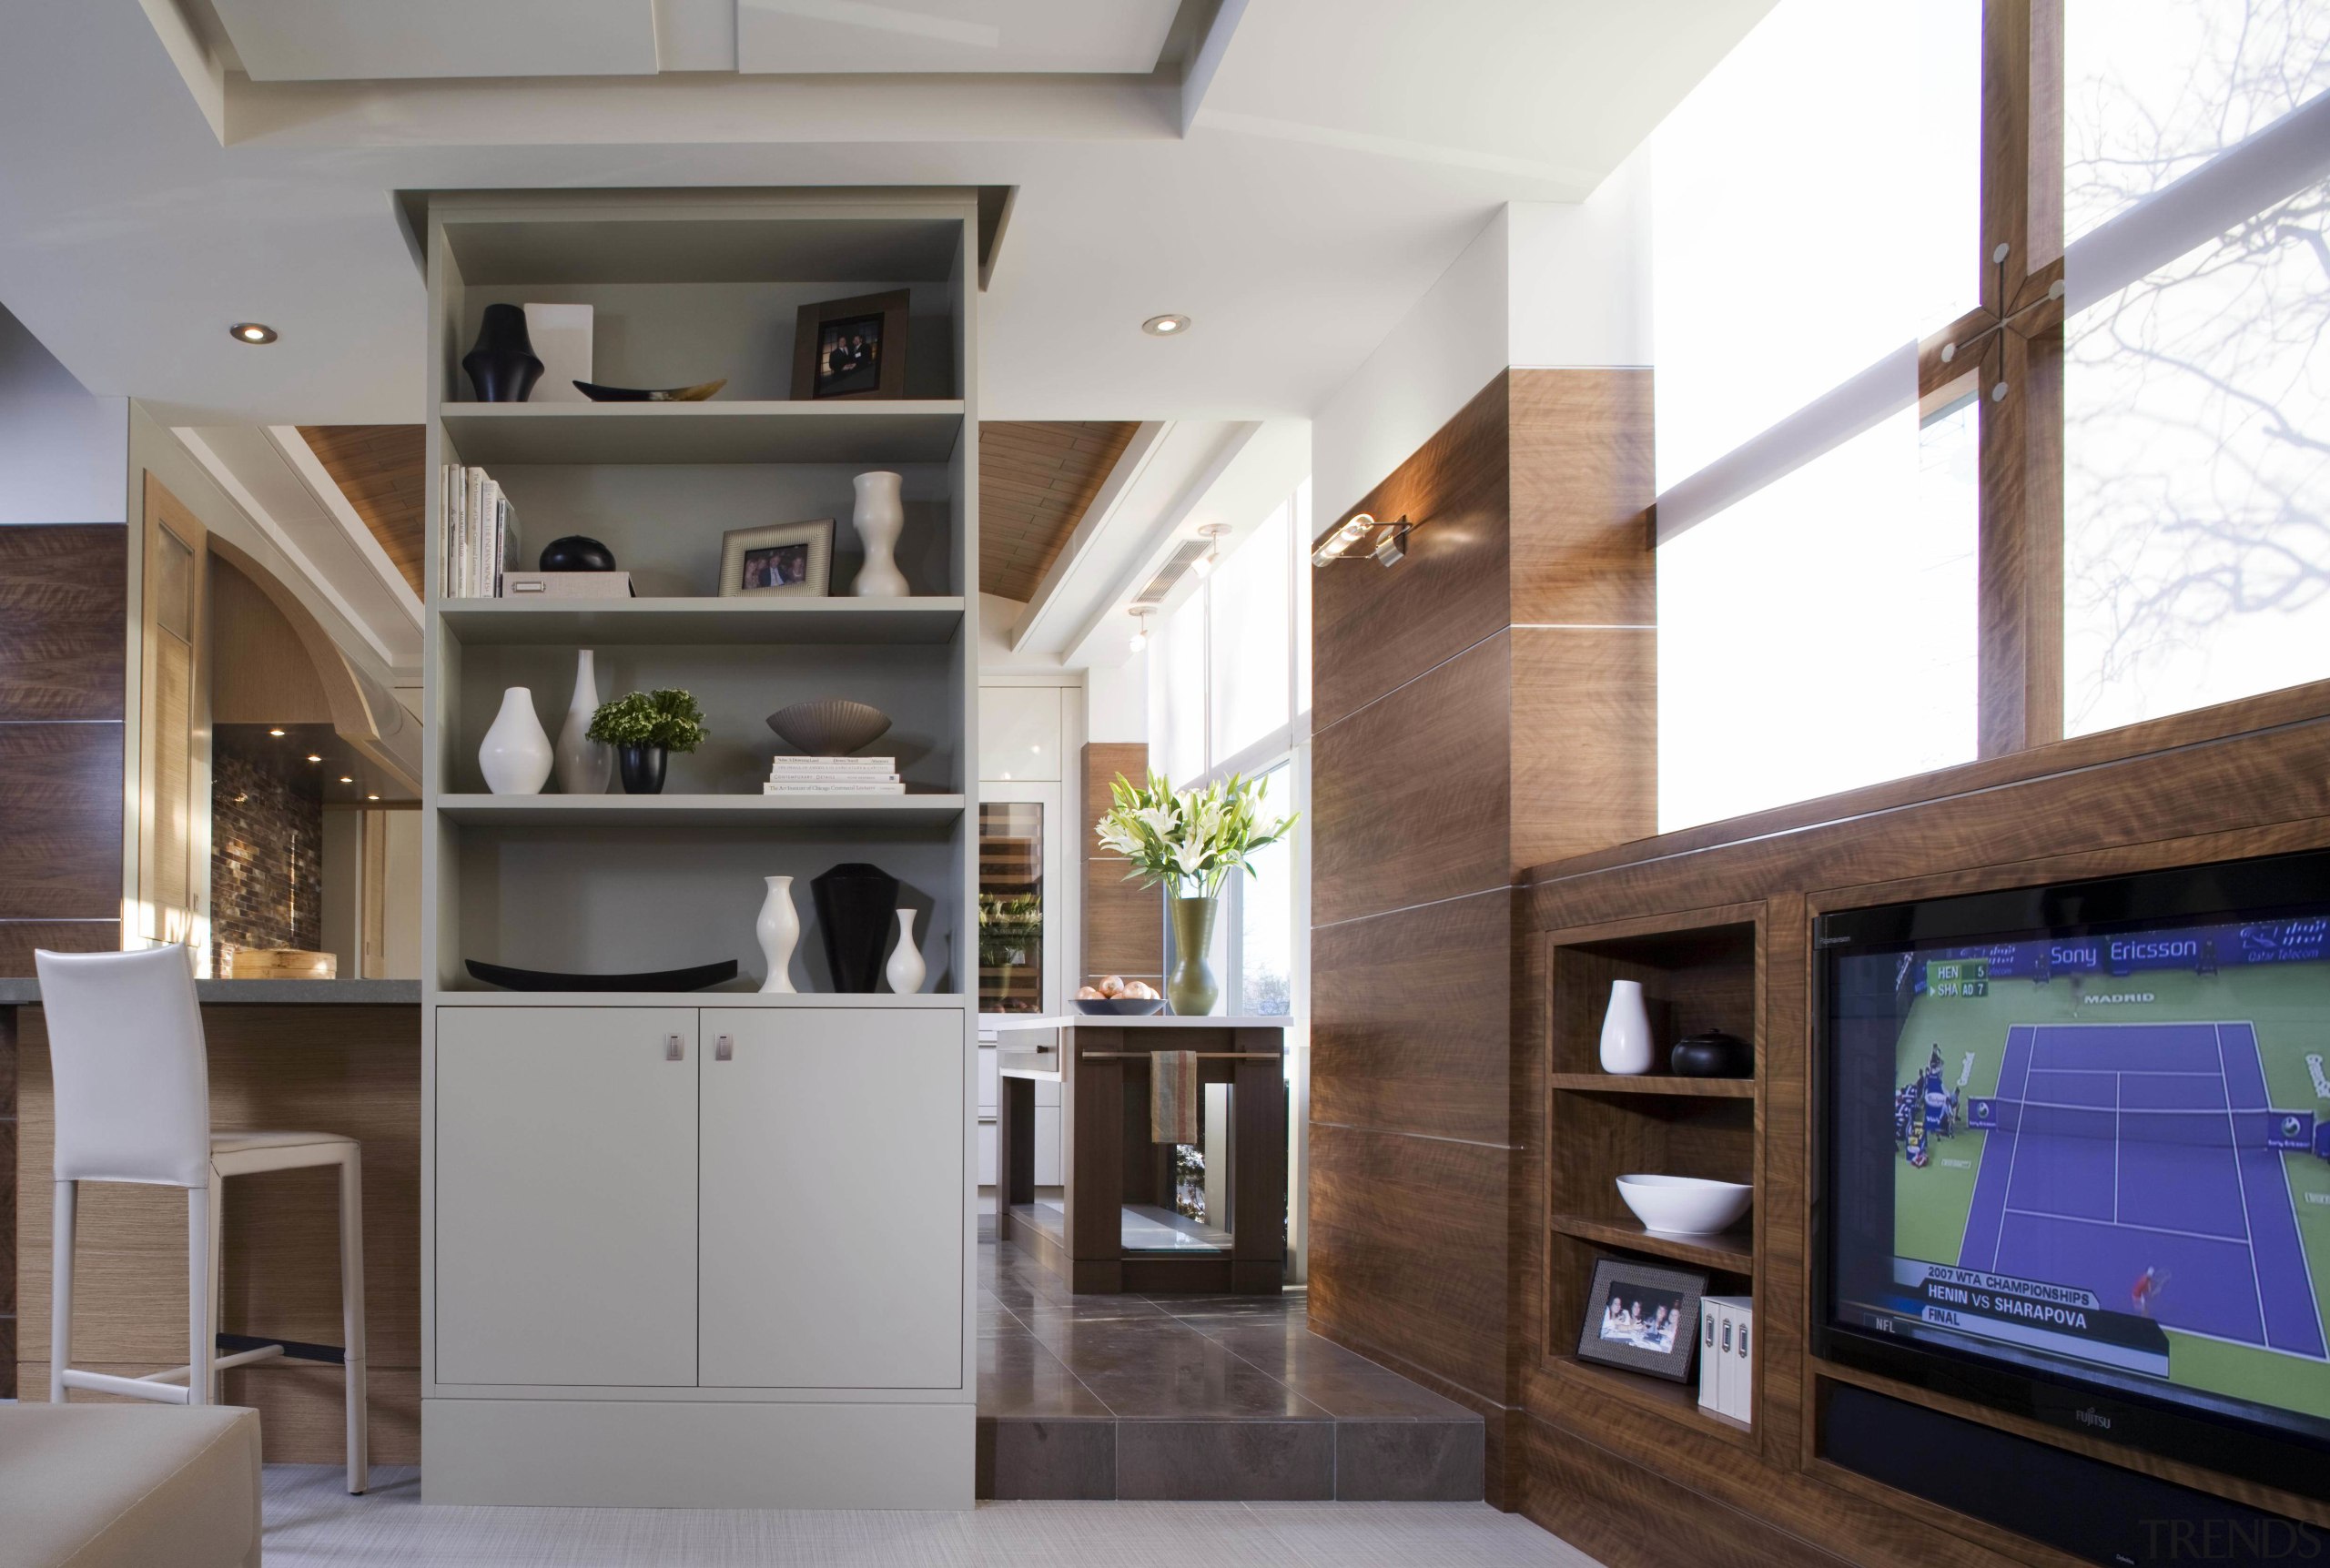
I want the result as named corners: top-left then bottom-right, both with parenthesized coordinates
top-left (439, 597), bottom-right (966, 647)
top-left (436, 989), bottom-right (971, 1007)
top-left (437, 794), bottom-right (966, 828)
top-left (440, 401), bottom-right (965, 466)
top-left (1546, 1072), bottom-right (1754, 1098)
top-left (1549, 1212), bottom-right (1754, 1272)
top-left (1545, 1354), bottom-right (1755, 1447)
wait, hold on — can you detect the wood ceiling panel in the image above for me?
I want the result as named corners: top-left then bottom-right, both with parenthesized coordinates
top-left (978, 420), bottom-right (1138, 604)
top-left (298, 425), bottom-right (425, 596)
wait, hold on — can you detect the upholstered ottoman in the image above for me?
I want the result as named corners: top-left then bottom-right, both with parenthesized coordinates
top-left (0, 1404), bottom-right (262, 1568)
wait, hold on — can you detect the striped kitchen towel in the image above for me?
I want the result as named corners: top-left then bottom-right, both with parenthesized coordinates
top-left (1150, 1050), bottom-right (1200, 1145)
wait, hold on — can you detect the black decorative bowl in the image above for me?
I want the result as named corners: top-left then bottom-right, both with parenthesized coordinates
top-left (466, 958), bottom-right (737, 993)
top-left (539, 535), bottom-right (616, 572)
top-left (1075, 997), bottom-right (1166, 1016)
top-left (1669, 1029), bottom-right (1752, 1077)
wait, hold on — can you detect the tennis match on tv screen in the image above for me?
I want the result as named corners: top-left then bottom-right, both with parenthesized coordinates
top-left (1843, 916), bottom-right (2330, 1428)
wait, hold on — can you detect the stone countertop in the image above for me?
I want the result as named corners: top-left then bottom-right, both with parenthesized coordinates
top-left (0, 977), bottom-right (422, 1006)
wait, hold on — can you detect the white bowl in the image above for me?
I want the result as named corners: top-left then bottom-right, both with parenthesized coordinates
top-left (1616, 1174), bottom-right (1752, 1236)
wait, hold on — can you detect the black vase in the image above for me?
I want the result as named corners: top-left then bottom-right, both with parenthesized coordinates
top-left (1669, 1029), bottom-right (1752, 1078)
top-left (539, 534), bottom-right (617, 572)
top-left (617, 744), bottom-right (667, 795)
top-left (813, 862), bottom-right (900, 994)
top-left (462, 304), bottom-right (544, 403)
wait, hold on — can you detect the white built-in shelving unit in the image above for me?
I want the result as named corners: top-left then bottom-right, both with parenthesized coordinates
top-left (419, 191), bottom-right (978, 1507)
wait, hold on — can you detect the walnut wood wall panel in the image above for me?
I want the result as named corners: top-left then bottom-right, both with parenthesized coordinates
top-left (1514, 704), bottom-right (2330, 1563)
top-left (0, 523), bottom-right (126, 1399)
top-left (979, 421), bottom-right (1138, 604)
top-left (1080, 742), bottom-right (1160, 986)
top-left (15, 1007), bottom-right (422, 1463)
top-left (1308, 366), bottom-right (1656, 1510)
top-left (298, 426), bottom-right (425, 597)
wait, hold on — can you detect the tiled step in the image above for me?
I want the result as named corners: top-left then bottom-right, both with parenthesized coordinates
top-left (978, 1411), bottom-right (1484, 1501)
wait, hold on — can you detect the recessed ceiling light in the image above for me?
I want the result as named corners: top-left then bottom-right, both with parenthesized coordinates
top-left (367, 794), bottom-right (380, 802)
top-left (1141, 314), bottom-right (1190, 337)
top-left (229, 322), bottom-right (278, 345)
top-left (339, 776), bottom-right (354, 784)
top-left (306, 754), bottom-right (322, 763)
top-left (267, 727), bottom-right (286, 737)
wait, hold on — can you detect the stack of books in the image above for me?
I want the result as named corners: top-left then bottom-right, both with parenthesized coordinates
top-left (441, 463), bottom-right (521, 599)
top-left (764, 756), bottom-right (904, 795)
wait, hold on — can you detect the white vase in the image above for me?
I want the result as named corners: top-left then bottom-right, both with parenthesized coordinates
top-left (553, 648), bottom-right (613, 795)
top-left (885, 908), bottom-right (925, 995)
top-left (850, 470), bottom-right (908, 598)
top-left (479, 687), bottom-right (552, 795)
top-left (756, 875), bottom-right (799, 995)
top-left (1599, 979), bottom-right (1655, 1075)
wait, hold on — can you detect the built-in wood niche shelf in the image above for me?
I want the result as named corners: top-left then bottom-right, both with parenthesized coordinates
top-left (438, 598), bottom-right (967, 647)
top-left (1542, 903), bottom-right (1766, 1452)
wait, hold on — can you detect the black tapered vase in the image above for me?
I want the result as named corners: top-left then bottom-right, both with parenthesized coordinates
top-left (813, 862), bottom-right (900, 994)
top-left (462, 303), bottom-right (544, 403)
top-left (616, 744), bottom-right (667, 795)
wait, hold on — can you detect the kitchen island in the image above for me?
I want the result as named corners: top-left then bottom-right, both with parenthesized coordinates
top-left (991, 1015), bottom-right (1290, 1294)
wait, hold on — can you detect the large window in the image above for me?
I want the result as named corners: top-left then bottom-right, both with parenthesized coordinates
top-left (1653, 0), bottom-right (2330, 831)
top-left (1145, 481), bottom-right (1312, 1019)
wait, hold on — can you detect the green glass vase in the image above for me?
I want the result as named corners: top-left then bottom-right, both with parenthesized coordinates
top-left (1167, 895), bottom-right (1221, 1017)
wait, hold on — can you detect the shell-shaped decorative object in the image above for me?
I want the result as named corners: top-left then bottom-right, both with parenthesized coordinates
top-left (765, 699), bottom-right (893, 757)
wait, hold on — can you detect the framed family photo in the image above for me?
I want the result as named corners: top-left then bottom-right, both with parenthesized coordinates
top-left (719, 518), bottom-right (835, 598)
top-left (1575, 1255), bottom-right (1707, 1382)
top-left (792, 288), bottom-right (910, 401)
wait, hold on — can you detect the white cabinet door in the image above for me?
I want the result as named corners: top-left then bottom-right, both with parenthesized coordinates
top-left (699, 1008), bottom-right (964, 1389)
top-left (978, 686), bottom-right (1062, 782)
top-left (977, 1044), bottom-right (998, 1114)
top-left (1034, 1106), bottom-right (1062, 1186)
top-left (978, 1119), bottom-right (998, 1186)
top-left (436, 1007), bottom-right (700, 1387)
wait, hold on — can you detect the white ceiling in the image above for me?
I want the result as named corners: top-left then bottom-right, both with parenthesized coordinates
top-left (209, 0), bottom-right (661, 81)
top-left (0, 1), bottom-right (1770, 430)
top-left (734, 0), bottom-right (1183, 75)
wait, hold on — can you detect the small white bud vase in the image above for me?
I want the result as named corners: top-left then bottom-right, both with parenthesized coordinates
top-left (1598, 979), bottom-right (1655, 1075)
top-left (479, 686), bottom-right (552, 795)
top-left (756, 875), bottom-right (800, 994)
top-left (849, 470), bottom-right (908, 597)
top-left (553, 648), bottom-right (613, 794)
top-left (884, 908), bottom-right (925, 995)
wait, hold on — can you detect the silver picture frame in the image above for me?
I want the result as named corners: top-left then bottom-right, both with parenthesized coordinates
top-left (719, 517), bottom-right (835, 598)
top-left (1575, 1254), bottom-right (1707, 1382)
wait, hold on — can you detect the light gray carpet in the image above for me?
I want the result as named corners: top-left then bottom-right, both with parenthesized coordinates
top-left (261, 1466), bottom-right (1606, 1566)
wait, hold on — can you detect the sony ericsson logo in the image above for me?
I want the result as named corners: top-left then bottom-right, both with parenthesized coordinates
top-left (2074, 1406), bottom-right (2112, 1431)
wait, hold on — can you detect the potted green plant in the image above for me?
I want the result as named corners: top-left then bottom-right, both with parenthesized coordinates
top-left (584, 688), bottom-right (708, 795)
top-left (1095, 770), bottom-right (1296, 1017)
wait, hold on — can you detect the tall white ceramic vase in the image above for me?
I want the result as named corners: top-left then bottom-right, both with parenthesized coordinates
top-left (756, 875), bottom-right (800, 994)
top-left (553, 648), bottom-right (613, 794)
top-left (479, 687), bottom-right (552, 795)
top-left (885, 908), bottom-right (925, 995)
top-left (850, 470), bottom-right (908, 598)
top-left (1598, 978), bottom-right (1655, 1075)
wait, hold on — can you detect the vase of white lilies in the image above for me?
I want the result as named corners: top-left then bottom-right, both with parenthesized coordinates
top-left (1096, 770), bottom-right (1298, 1017)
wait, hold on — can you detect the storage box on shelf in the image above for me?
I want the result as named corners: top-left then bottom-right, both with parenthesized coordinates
top-left (420, 192), bottom-right (979, 1507)
top-left (1542, 904), bottom-right (1764, 1448)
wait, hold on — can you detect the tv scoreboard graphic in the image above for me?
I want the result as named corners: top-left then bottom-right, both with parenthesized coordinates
top-left (1885, 1261), bottom-right (2173, 1378)
top-left (1912, 916), bottom-right (2330, 991)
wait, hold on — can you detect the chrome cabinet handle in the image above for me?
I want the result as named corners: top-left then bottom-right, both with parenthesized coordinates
top-left (666, 1034), bottom-right (685, 1061)
top-left (715, 1035), bottom-right (734, 1062)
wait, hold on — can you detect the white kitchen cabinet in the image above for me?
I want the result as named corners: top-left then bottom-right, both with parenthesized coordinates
top-left (1034, 1106), bottom-right (1062, 1185)
top-left (978, 685), bottom-right (1063, 782)
top-left (435, 1007), bottom-right (701, 1387)
top-left (978, 1119), bottom-right (998, 1185)
top-left (977, 1042), bottom-right (999, 1114)
top-left (698, 1008), bottom-right (963, 1389)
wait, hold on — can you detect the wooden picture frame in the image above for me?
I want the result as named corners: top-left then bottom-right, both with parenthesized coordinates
top-left (1576, 1255), bottom-right (1707, 1382)
top-left (792, 288), bottom-right (910, 401)
top-left (719, 518), bottom-right (835, 598)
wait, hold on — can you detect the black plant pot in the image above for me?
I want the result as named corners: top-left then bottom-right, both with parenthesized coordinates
top-left (1669, 1029), bottom-right (1752, 1078)
top-left (540, 534), bottom-right (617, 572)
top-left (462, 303), bottom-right (544, 403)
top-left (617, 744), bottom-right (667, 795)
top-left (813, 862), bottom-right (900, 994)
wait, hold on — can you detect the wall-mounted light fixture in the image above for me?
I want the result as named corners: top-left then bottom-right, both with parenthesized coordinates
top-left (1311, 512), bottom-right (1413, 570)
top-left (1128, 608), bottom-right (1150, 652)
top-left (1188, 522), bottom-right (1230, 579)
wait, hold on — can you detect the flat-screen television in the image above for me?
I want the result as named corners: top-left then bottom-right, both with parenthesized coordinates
top-left (1815, 849), bottom-right (2330, 1502)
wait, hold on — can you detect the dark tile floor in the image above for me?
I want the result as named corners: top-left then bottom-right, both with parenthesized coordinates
top-left (977, 1232), bottom-right (1483, 1502)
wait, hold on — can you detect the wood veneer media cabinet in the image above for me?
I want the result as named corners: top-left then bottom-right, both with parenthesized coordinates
top-left (418, 192), bottom-right (979, 1507)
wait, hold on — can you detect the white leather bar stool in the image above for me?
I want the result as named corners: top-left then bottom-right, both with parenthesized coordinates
top-left (36, 945), bottom-right (370, 1494)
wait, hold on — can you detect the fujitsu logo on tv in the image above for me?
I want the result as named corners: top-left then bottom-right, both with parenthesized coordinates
top-left (2074, 1407), bottom-right (2113, 1431)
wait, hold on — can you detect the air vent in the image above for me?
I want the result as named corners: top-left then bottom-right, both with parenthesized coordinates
top-left (1131, 537), bottom-right (1213, 606)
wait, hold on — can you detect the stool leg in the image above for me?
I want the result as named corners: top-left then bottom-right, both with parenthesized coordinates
top-left (206, 1168), bottom-right (225, 1403)
top-left (187, 1184), bottom-right (214, 1407)
top-left (50, 1180), bottom-right (76, 1403)
top-left (339, 1147), bottom-right (369, 1494)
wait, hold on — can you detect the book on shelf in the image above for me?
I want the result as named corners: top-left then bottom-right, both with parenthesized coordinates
top-left (767, 755), bottom-right (896, 771)
top-left (762, 781), bottom-right (908, 795)
top-left (766, 768), bottom-right (902, 782)
top-left (440, 463), bottom-right (522, 599)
